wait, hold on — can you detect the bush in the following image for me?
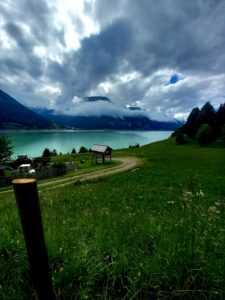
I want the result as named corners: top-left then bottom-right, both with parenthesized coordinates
top-left (52, 162), bottom-right (66, 169)
top-left (176, 133), bottom-right (187, 145)
top-left (196, 123), bottom-right (214, 146)
top-left (0, 136), bottom-right (13, 165)
top-left (79, 146), bottom-right (88, 153)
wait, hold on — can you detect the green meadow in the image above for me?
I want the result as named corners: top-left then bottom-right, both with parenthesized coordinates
top-left (0, 138), bottom-right (225, 299)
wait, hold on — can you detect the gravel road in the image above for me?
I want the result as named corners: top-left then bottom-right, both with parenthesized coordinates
top-left (0, 157), bottom-right (140, 194)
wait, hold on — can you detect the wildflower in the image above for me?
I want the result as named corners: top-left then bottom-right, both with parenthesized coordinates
top-left (196, 190), bottom-right (204, 197)
top-left (167, 201), bottom-right (175, 204)
top-left (209, 206), bottom-right (220, 214)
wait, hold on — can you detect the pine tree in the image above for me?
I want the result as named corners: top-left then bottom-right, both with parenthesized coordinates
top-left (197, 102), bottom-right (216, 128)
top-left (71, 148), bottom-right (76, 154)
top-left (185, 107), bottom-right (200, 137)
top-left (42, 148), bottom-right (51, 157)
top-left (79, 146), bottom-right (88, 153)
top-left (216, 103), bottom-right (225, 127)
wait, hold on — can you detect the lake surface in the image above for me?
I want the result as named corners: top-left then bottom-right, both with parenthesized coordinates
top-left (0, 130), bottom-right (172, 158)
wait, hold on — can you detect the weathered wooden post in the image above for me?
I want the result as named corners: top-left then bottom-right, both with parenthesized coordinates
top-left (13, 178), bottom-right (56, 300)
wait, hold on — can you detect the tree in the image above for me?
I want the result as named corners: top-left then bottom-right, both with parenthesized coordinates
top-left (71, 148), bottom-right (76, 154)
top-left (0, 136), bottom-right (13, 165)
top-left (196, 123), bottom-right (214, 146)
top-left (51, 149), bottom-right (58, 156)
top-left (79, 146), bottom-right (88, 153)
top-left (216, 103), bottom-right (225, 127)
top-left (42, 148), bottom-right (51, 157)
top-left (197, 102), bottom-right (216, 128)
top-left (184, 107), bottom-right (200, 137)
top-left (221, 124), bottom-right (225, 147)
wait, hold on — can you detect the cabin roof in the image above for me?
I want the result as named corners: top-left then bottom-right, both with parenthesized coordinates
top-left (90, 144), bottom-right (112, 153)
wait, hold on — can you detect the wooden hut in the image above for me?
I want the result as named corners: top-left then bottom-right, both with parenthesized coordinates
top-left (91, 144), bottom-right (112, 164)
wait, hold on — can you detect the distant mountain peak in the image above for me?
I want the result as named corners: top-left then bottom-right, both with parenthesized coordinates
top-left (83, 96), bottom-right (111, 103)
top-left (127, 106), bottom-right (142, 111)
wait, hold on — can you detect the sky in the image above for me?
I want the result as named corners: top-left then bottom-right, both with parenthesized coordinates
top-left (1, 0), bottom-right (225, 121)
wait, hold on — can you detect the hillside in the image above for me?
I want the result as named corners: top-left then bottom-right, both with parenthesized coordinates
top-left (0, 89), bottom-right (53, 129)
top-left (0, 139), bottom-right (224, 298)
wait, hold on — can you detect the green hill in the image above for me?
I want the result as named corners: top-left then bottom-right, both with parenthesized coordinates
top-left (1, 139), bottom-right (225, 298)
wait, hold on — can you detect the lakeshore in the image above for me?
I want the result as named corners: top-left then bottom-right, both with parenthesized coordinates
top-left (0, 130), bottom-right (172, 158)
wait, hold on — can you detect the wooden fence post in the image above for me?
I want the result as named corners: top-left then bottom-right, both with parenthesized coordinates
top-left (13, 178), bottom-right (56, 300)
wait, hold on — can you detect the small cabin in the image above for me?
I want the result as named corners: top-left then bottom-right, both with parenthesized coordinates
top-left (90, 144), bottom-right (112, 164)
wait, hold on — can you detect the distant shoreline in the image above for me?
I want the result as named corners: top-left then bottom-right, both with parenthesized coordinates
top-left (0, 128), bottom-right (173, 133)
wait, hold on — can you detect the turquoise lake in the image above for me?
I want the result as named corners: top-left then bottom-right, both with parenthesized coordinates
top-left (0, 130), bottom-right (172, 158)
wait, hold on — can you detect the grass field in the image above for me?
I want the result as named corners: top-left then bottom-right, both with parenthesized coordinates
top-left (0, 138), bottom-right (224, 299)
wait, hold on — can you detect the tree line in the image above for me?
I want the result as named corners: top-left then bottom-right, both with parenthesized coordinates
top-left (42, 146), bottom-right (89, 157)
top-left (0, 137), bottom-right (91, 166)
top-left (173, 102), bottom-right (225, 146)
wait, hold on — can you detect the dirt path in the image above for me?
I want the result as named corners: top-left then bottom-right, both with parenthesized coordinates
top-left (0, 157), bottom-right (140, 194)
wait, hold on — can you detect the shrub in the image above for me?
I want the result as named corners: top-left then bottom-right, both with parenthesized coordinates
top-left (0, 136), bottom-right (13, 165)
top-left (52, 162), bottom-right (66, 169)
top-left (196, 123), bottom-right (214, 146)
top-left (176, 133), bottom-right (187, 145)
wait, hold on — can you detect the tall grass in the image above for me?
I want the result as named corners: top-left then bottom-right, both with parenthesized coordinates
top-left (0, 138), bottom-right (224, 299)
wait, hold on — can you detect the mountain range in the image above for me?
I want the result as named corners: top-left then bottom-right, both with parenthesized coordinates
top-left (0, 89), bottom-right (182, 130)
top-left (0, 89), bottom-right (53, 129)
top-left (32, 107), bottom-right (181, 130)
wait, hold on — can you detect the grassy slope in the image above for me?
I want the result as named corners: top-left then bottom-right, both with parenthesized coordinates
top-left (0, 138), bottom-right (225, 299)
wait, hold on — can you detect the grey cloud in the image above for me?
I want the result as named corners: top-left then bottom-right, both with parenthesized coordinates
top-left (124, 0), bottom-right (225, 75)
top-left (1, 0), bottom-right (225, 120)
top-left (55, 0), bottom-right (225, 105)
top-left (4, 22), bottom-right (34, 50)
top-left (0, 0), bottom-right (64, 46)
top-left (49, 18), bottom-right (134, 103)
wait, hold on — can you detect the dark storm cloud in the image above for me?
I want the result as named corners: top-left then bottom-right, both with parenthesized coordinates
top-left (48, 18), bottom-right (134, 102)
top-left (122, 0), bottom-right (225, 75)
top-left (1, 22), bottom-right (43, 78)
top-left (1, 0), bottom-right (225, 119)
top-left (0, 0), bottom-right (51, 44)
top-left (53, 0), bottom-right (225, 109)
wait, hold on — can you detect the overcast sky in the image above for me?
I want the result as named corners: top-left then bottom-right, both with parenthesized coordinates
top-left (1, 0), bottom-right (225, 120)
